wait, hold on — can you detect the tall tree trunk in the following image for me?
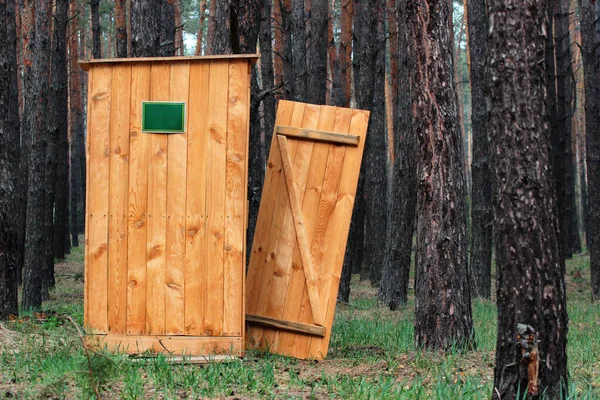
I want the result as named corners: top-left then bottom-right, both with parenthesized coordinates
top-left (22, 0), bottom-right (51, 311)
top-left (379, 0), bottom-right (416, 309)
top-left (206, 0), bottom-right (217, 54)
top-left (0, 0), bottom-right (20, 320)
top-left (161, 0), bottom-right (176, 56)
top-left (555, 0), bottom-right (579, 256)
top-left (578, 124), bottom-right (587, 245)
top-left (174, 0), bottom-right (182, 55)
top-left (91, 0), bottom-right (101, 58)
top-left (364, 1), bottom-right (388, 285)
top-left (195, 0), bottom-right (207, 55)
top-left (291, 0), bottom-right (307, 101)
top-left (387, 0), bottom-right (398, 116)
top-left (115, 0), bottom-right (128, 57)
top-left (488, 0), bottom-right (569, 393)
top-left (407, 0), bottom-right (473, 349)
top-left (131, 0), bottom-right (162, 57)
top-left (466, 0), bottom-right (492, 299)
top-left (69, 0), bottom-right (83, 248)
top-left (51, 0), bottom-right (69, 262)
top-left (280, 0), bottom-right (294, 98)
top-left (306, 0), bottom-right (327, 104)
top-left (339, 0), bottom-right (352, 106)
top-left (346, 0), bottom-right (377, 283)
top-left (210, 0), bottom-right (232, 54)
top-left (273, 0), bottom-right (284, 88)
top-left (260, 0), bottom-right (276, 154)
top-left (582, 0), bottom-right (600, 299)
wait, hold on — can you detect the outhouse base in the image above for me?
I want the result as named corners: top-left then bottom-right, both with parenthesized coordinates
top-left (85, 334), bottom-right (243, 359)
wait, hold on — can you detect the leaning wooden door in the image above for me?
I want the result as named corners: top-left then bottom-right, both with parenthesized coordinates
top-left (245, 100), bottom-right (369, 359)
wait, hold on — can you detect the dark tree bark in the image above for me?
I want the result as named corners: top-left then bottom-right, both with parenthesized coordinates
top-left (206, 0), bottom-right (217, 54)
top-left (50, 0), bottom-right (69, 263)
top-left (69, 0), bottom-right (83, 248)
top-left (116, 0), bottom-right (128, 57)
top-left (210, 0), bottom-right (232, 54)
top-left (0, 0), bottom-right (20, 320)
top-left (555, 0), bottom-right (579, 257)
top-left (487, 0), bottom-right (569, 394)
top-left (582, 0), bottom-right (600, 300)
top-left (407, 0), bottom-right (473, 349)
top-left (339, 0), bottom-right (352, 107)
top-left (291, 0), bottom-right (307, 101)
top-left (306, 0), bottom-right (327, 104)
top-left (91, 0), bottom-right (101, 58)
top-left (379, 0), bottom-right (417, 309)
top-left (161, 0), bottom-right (176, 56)
top-left (131, 0), bottom-right (162, 57)
top-left (364, 1), bottom-right (388, 285)
top-left (22, 0), bottom-right (51, 311)
top-left (259, 0), bottom-right (276, 146)
top-left (466, 0), bottom-right (492, 299)
top-left (280, 0), bottom-right (294, 99)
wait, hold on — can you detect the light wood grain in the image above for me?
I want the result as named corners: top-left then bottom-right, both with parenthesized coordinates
top-left (87, 334), bottom-right (242, 356)
top-left (126, 63), bottom-right (151, 334)
top-left (184, 62), bottom-right (210, 335)
top-left (146, 62), bottom-right (170, 335)
top-left (223, 60), bottom-right (248, 336)
top-left (246, 314), bottom-right (325, 337)
top-left (276, 126), bottom-right (360, 146)
top-left (85, 65), bottom-right (112, 334)
top-left (204, 60), bottom-right (229, 336)
top-left (108, 64), bottom-right (131, 334)
top-left (79, 54), bottom-right (259, 70)
top-left (164, 62), bottom-right (190, 335)
top-left (276, 134), bottom-right (324, 326)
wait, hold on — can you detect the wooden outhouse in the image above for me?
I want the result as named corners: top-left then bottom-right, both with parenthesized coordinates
top-left (80, 55), bottom-right (257, 358)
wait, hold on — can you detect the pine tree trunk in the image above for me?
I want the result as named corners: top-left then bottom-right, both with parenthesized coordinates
top-left (195, 0), bottom-right (207, 55)
top-left (581, 0), bottom-right (600, 300)
top-left (206, 0), bottom-right (217, 54)
top-left (115, 0), bottom-right (128, 57)
top-left (280, 0), bottom-right (294, 99)
top-left (273, 0), bottom-right (284, 88)
top-left (22, 0), bottom-right (51, 311)
top-left (69, 0), bottom-right (83, 248)
top-left (210, 0), bottom-right (232, 54)
top-left (466, 0), bottom-right (492, 299)
top-left (161, 0), bottom-right (175, 56)
top-left (51, 0), bottom-right (69, 262)
top-left (339, 0), bottom-right (352, 106)
top-left (0, 0), bottom-right (20, 320)
top-left (259, 0), bottom-right (276, 155)
top-left (131, 0), bottom-right (162, 57)
top-left (291, 0), bottom-right (307, 101)
top-left (91, 0), bottom-right (101, 58)
top-left (407, 0), bottom-right (473, 349)
top-left (379, 0), bottom-right (416, 309)
top-left (487, 0), bottom-right (569, 394)
top-left (364, 1), bottom-right (388, 286)
top-left (306, 0), bottom-right (327, 105)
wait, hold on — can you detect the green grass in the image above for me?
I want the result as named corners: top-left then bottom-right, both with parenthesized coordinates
top-left (1, 252), bottom-right (599, 399)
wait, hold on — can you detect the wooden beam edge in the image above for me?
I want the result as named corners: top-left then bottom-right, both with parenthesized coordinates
top-left (246, 314), bottom-right (326, 337)
top-left (276, 126), bottom-right (360, 146)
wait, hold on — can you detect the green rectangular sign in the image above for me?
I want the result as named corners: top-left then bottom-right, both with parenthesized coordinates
top-left (142, 101), bottom-right (186, 134)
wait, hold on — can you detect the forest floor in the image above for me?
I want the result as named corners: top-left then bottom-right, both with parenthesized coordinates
top-left (1, 247), bottom-right (599, 399)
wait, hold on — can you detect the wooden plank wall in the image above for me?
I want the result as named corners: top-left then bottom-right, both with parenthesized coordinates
top-left (84, 60), bottom-right (250, 346)
top-left (246, 100), bottom-right (369, 359)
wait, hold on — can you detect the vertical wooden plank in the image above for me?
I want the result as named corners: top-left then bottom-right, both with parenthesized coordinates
top-left (127, 63), bottom-right (151, 334)
top-left (246, 102), bottom-right (308, 347)
top-left (204, 60), bottom-right (229, 336)
top-left (223, 60), bottom-right (249, 336)
top-left (245, 100), bottom-right (297, 314)
top-left (165, 62), bottom-right (190, 335)
top-left (184, 61), bottom-right (210, 335)
top-left (84, 68), bottom-right (93, 329)
top-left (306, 107), bottom-right (354, 357)
top-left (86, 65), bottom-right (112, 333)
top-left (108, 64), bottom-right (131, 334)
top-left (276, 106), bottom-right (337, 356)
top-left (258, 104), bottom-right (321, 349)
top-left (314, 109), bottom-right (369, 357)
top-left (146, 62), bottom-right (170, 335)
